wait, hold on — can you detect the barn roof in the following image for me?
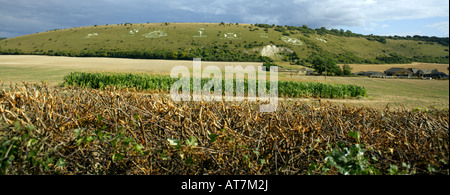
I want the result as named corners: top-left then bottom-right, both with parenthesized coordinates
top-left (420, 69), bottom-right (439, 74)
top-left (384, 68), bottom-right (412, 74)
top-left (408, 68), bottom-right (421, 74)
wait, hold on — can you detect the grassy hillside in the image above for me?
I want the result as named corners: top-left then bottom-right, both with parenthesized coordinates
top-left (0, 23), bottom-right (448, 64)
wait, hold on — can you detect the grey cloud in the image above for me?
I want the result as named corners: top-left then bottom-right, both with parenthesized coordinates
top-left (167, 0), bottom-right (448, 27)
top-left (0, 0), bottom-right (448, 38)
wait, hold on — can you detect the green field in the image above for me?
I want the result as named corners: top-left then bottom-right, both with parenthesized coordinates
top-left (62, 72), bottom-right (367, 98)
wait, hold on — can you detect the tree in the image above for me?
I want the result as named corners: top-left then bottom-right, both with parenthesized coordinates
top-left (316, 27), bottom-right (328, 35)
top-left (310, 54), bottom-right (348, 76)
top-left (178, 51), bottom-right (186, 59)
top-left (344, 30), bottom-right (353, 37)
top-left (170, 51), bottom-right (178, 59)
top-left (342, 64), bottom-right (353, 76)
top-left (312, 55), bottom-right (334, 75)
top-left (263, 61), bottom-right (277, 71)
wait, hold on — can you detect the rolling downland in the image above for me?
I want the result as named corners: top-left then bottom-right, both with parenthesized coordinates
top-left (0, 23), bottom-right (448, 64)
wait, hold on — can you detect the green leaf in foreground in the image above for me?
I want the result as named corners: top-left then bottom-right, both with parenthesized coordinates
top-left (186, 136), bottom-right (198, 147)
top-left (209, 133), bottom-right (217, 143)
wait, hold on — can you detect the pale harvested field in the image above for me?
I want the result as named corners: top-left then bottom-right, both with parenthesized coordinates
top-left (0, 55), bottom-right (262, 83)
top-left (341, 62), bottom-right (450, 74)
top-left (1, 55), bottom-right (448, 109)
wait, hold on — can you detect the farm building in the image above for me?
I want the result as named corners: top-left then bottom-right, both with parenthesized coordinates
top-left (384, 68), bottom-right (413, 78)
top-left (407, 68), bottom-right (422, 77)
top-left (385, 68), bottom-right (449, 79)
top-left (278, 66), bottom-right (299, 73)
top-left (363, 71), bottom-right (385, 78)
top-left (353, 71), bottom-right (363, 76)
top-left (293, 67), bottom-right (314, 75)
top-left (418, 69), bottom-right (448, 79)
top-left (354, 67), bottom-right (447, 79)
top-left (303, 68), bottom-right (314, 75)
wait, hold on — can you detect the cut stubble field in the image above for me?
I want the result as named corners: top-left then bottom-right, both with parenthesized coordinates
top-left (0, 55), bottom-right (448, 109)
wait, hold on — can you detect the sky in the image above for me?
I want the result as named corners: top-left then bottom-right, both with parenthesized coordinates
top-left (0, 0), bottom-right (449, 38)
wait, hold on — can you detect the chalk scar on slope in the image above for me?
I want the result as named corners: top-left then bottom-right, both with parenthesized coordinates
top-left (281, 36), bottom-right (303, 46)
top-left (129, 29), bottom-right (140, 35)
top-left (316, 37), bottom-right (327, 43)
top-left (260, 33), bottom-right (269, 38)
top-left (221, 33), bottom-right (241, 40)
top-left (260, 45), bottom-right (294, 59)
top-left (85, 33), bottom-right (99, 39)
top-left (142, 30), bottom-right (168, 38)
top-left (193, 28), bottom-right (208, 38)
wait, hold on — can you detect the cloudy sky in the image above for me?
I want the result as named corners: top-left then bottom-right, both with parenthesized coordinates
top-left (0, 0), bottom-right (448, 38)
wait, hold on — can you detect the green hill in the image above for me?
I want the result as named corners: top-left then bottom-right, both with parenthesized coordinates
top-left (0, 22), bottom-right (448, 64)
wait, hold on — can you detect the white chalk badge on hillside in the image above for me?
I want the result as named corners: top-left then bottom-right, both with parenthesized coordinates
top-left (193, 28), bottom-right (208, 38)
